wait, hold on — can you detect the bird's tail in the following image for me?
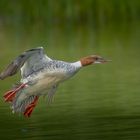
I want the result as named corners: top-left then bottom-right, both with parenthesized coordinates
top-left (3, 83), bottom-right (39, 117)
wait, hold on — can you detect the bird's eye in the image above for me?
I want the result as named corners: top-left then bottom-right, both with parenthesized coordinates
top-left (95, 57), bottom-right (98, 60)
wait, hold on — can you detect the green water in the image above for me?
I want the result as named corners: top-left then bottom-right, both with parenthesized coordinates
top-left (0, 22), bottom-right (140, 140)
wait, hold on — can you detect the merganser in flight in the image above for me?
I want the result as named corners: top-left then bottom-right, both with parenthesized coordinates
top-left (0, 47), bottom-right (109, 117)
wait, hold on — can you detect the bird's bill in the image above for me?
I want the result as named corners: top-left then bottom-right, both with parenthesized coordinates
top-left (94, 58), bottom-right (111, 64)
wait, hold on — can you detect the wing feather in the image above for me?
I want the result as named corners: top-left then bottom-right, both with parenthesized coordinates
top-left (0, 47), bottom-right (50, 80)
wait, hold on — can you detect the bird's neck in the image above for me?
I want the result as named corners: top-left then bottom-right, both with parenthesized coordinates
top-left (72, 61), bottom-right (82, 68)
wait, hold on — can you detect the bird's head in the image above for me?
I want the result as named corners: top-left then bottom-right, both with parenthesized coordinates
top-left (80, 55), bottom-right (110, 66)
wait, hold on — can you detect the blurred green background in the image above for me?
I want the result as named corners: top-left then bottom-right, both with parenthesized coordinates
top-left (0, 0), bottom-right (140, 140)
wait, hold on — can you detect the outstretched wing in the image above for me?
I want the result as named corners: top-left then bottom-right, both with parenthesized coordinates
top-left (0, 47), bottom-right (51, 80)
top-left (47, 85), bottom-right (58, 105)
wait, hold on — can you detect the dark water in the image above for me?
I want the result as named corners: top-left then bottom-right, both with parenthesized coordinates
top-left (0, 22), bottom-right (140, 140)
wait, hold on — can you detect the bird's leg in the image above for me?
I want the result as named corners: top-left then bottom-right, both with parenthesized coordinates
top-left (24, 96), bottom-right (39, 117)
top-left (3, 83), bottom-right (27, 102)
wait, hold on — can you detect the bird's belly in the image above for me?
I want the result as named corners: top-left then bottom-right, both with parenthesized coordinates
top-left (37, 76), bottom-right (59, 90)
top-left (26, 72), bottom-right (65, 95)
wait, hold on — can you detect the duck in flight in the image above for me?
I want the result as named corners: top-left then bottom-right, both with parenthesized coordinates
top-left (0, 47), bottom-right (109, 117)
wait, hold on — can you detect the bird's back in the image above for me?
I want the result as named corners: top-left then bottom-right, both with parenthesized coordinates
top-left (23, 60), bottom-right (81, 84)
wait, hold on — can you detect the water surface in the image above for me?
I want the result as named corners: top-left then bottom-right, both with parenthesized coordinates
top-left (0, 22), bottom-right (140, 140)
